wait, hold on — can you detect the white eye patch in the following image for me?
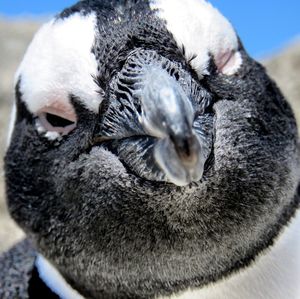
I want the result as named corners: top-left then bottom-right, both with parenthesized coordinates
top-left (150, 0), bottom-right (242, 77)
top-left (15, 12), bottom-right (102, 116)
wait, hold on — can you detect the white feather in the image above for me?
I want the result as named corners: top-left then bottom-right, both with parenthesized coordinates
top-left (36, 254), bottom-right (85, 299)
top-left (15, 13), bottom-right (101, 115)
top-left (150, 0), bottom-right (242, 77)
top-left (6, 103), bottom-right (16, 147)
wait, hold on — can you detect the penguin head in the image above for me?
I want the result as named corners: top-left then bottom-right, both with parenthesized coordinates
top-left (5, 0), bottom-right (300, 298)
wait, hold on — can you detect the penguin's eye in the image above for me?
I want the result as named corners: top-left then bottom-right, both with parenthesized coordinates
top-left (215, 50), bottom-right (242, 75)
top-left (37, 106), bottom-right (77, 135)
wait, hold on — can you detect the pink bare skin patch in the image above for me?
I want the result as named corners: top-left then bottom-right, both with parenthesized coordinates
top-left (37, 100), bottom-right (77, 136)
top-left (215, 50), bottom-right (242, 75)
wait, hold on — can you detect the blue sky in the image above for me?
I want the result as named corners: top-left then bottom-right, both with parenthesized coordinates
top-left (0, 0), bottom-right (299, 58)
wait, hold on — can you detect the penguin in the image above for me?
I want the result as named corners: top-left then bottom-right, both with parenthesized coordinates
top-left (1, 0), bottom-right (300, 298)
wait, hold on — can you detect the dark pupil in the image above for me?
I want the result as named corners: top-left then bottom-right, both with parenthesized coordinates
top-left (46, 113), bottom-right (74, 128)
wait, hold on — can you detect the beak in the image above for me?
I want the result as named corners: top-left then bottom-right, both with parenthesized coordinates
top-left (139, 66), bottom-right (205, 186)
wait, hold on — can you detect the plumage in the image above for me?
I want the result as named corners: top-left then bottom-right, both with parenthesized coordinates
top-left (1, 0), bottom-right (299, 298)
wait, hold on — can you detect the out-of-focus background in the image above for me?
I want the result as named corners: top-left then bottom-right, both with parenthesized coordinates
top-left (0, 1), bottom-right (300, 253)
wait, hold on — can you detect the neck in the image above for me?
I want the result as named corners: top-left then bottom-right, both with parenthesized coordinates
top-left (36, 210), bottom-right (300, 299)
top-left (160, 209), bottom-right (300, 299)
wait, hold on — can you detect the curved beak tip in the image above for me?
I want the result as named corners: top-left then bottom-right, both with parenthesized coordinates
top-left (154, 136), bottom-right (205, 187)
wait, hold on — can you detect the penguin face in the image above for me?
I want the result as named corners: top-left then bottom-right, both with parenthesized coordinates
top-left (5, 0), bottom-right (300, 298)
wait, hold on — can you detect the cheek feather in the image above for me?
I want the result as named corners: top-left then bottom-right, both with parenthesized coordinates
top-left (150, 0), bottom-right (242, 77)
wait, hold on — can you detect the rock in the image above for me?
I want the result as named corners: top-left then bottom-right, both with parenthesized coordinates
top-left (263, 39), bottom-right (300, 126)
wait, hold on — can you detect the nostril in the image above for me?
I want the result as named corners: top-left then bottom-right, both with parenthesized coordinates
top-left (136, 103), bottom-right (142, 114)
top-left (170, 133), bottom-right (200, 167)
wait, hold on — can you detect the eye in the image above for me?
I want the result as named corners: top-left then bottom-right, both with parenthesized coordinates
top-left (215, 50), bottom-right (242, 75)
top-left (37, 106), bottom-right (77, 135)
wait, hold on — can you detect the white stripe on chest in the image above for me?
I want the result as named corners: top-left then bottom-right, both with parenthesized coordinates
top-left (36, 255), bottom-right (85, 299)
